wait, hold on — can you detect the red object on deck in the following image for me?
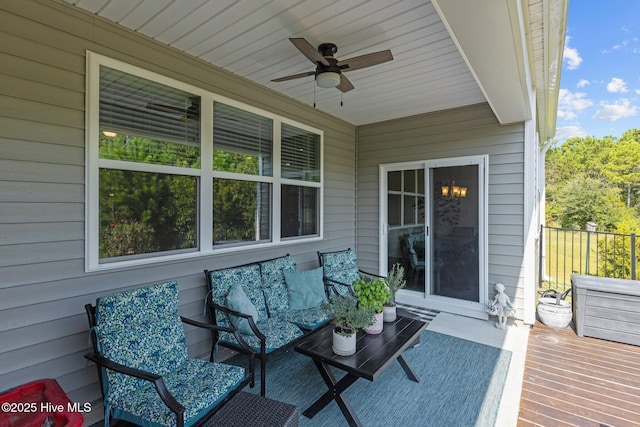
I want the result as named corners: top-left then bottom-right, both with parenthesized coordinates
top-left (0, 379), bottom-right (84, 427)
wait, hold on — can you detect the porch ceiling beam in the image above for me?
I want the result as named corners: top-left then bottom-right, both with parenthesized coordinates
top-left (432, 0), bottom-right (532, 126)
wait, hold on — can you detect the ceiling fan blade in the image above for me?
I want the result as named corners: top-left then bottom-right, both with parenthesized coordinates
top-left (271, 71), bottom-right (315, 82)
top-left (337, 50), bottom-right (393, 72)
top-left (289, 38), bottom-right (330, 66)
top-left (336, 74), bottom-right (354, 93)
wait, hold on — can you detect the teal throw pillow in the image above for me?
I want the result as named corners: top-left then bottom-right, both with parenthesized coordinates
top-left (226, 284), bottom-right (258, 335)
top-left (284, 267), bottom-right (327, 310)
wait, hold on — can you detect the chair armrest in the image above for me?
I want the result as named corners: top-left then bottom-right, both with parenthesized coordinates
top-left (209, 302), bottom-right (267, 342)
top-left (181, 315), bottom-right (256, 354)
top-left (181, 315), bottom-right (256, 389)
top-left (323, 271), bottom-right (387, 297)
top-left (322, 276), bottom-right (356, 298)
top-left (84, 352), bottom-right (184, 418)
top-left (359, 269), bottom-right (387, 280)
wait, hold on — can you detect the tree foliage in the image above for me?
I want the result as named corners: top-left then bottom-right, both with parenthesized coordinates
top-left (99, 135), bottom-right (198, 258)
top-left (546, 129), bottom-right (640, 232)
top-left (98, 134), bottom-right (268, 258)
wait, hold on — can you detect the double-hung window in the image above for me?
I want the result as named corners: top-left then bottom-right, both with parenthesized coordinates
top-left (86, 53), bottom-right (322, 271)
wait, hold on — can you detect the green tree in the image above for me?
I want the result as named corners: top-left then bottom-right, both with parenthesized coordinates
top-left (601, 130), bottom-right (640, 208)
top-left (554, 174), bottom-right (625, 230)
top-left (98, 135), bottom-right (198, 258)
top-left (546, 131), bottom-right (640, 232)
top-left (546, 130), bottom-right (640, 279)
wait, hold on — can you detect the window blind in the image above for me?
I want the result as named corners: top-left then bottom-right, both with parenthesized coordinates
top-left (281, 123), bottom-right (320, 182)
top-left (100, 66), bottom-right (200, 146)
top-left (213, 102), bottom-right (273, 175)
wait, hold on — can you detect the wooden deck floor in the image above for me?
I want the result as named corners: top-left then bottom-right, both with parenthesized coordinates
top-left (517, 321), bottom-right (640, 427)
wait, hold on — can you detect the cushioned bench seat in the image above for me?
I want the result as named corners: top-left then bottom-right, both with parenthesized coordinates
top-left (205, 255), bottom-right (330, 397)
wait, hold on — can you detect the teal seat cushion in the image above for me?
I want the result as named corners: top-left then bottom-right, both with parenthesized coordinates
top-left (259, 256), bottom-right (297, 315)
top-left (109, 359), bottom-right (246, 427)
top-left (320, 249), bottom-right (361, 297)
top-left (284, 267), bottom-right (327, 310)
top-left (207, 264), bottom-right (268, 329)
top-left (226, 284), bottom-right (259, 335)
top-left (273, 307), bottom-right (331, 331)
top-left (95, 282), bottom-right (188, 403)
top-left (218, 318), bottom-right (303, 353)
top-left (94, 281), bottom-right (247, 427)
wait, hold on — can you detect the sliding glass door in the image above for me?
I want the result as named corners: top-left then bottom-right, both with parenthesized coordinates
top-left (431, 164), bottom-right (479, 301)
top-left (386, 168), bottom-right (425, 293)
top-left (381, 156), bottom-right (487, 314)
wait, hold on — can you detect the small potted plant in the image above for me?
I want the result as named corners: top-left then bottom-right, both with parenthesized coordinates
top-left (383, 263), bottom-right (406, 322)
top-left (353, 277), bottom-right (391, 334)
top-left (322, 296), bottom-right (375, 356)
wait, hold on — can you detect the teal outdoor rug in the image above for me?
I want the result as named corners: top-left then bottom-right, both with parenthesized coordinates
top-left (240, 330), bottom-right (512, 427)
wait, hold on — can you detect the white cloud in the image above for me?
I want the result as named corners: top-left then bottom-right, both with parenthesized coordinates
top-left (557, 89), bottom-right (593, 121)
top-left (554, 125), bottom-right (588, 141)
top-left (563, 36), bottom-right (582, 70)
top-left (557, 110), bottom-right (577, 121)
top-left (592, 98), bottom-right (638, 121)
top-left (612, 40), bottom-right (629, 51)
top-left (606, 77), bottom-right (628, 93)
top-left (636, 89), bottom-right (640, 95)
top-left (577, 79), bottom-right (590, 88)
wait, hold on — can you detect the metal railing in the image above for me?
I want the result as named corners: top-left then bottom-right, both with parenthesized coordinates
top-left (539, 225), bottom-right (638, 292)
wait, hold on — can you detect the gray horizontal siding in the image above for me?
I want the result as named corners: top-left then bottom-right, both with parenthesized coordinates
top-left (356, 103), bottom-right (526, 312)
top-left (0, 0), bottom-right (356, 404)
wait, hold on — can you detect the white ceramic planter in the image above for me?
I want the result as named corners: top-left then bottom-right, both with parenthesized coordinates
top-left (364, 312), bottom-right (384, 334)
top-left (383, 304), bottom-right (397, 322)
top-left (332, 328), bottom-right (356, 356)
top-left (537, 297), bottom-right (572, 328)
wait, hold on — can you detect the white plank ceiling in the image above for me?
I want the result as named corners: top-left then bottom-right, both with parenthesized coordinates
top-left (64, 0), bottom-right (489, 125)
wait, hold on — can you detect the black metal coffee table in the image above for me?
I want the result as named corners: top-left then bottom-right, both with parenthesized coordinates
top-left (294, 315), bottom-right (427, 427)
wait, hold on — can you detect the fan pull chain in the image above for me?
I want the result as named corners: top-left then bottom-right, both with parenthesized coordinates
top-left (341, 93), bottom-right (343, 107)
top-left (313, 82), bottom-right (316, 108)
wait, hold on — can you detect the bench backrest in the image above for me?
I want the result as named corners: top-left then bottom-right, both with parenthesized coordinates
top-left (259, 255), bottom-right (297, 315)
top-left (207, 264), bottom-right (269, 327)
top-left (318, 249), bottom-right (361, 296)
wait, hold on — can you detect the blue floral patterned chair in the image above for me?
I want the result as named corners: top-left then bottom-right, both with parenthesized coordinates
top-left (85, 281), bottom-right (253, 427)
top-left (318, 248), bottom-right (386, 297)
top-left (205, 255), bottom-right (330, 397)
top-left (406, 233), bottom-right (426, 279)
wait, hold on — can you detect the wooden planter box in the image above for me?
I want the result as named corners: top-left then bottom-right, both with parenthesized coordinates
top-left (571, 274), bottom-right (640, 346)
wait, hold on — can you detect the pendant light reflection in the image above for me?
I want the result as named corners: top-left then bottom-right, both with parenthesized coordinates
top-left (441, 180), bottom-right (467, 198)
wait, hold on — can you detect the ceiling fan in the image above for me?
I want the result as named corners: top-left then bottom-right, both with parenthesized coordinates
top-left (272, 38), bottom-right (393, 92)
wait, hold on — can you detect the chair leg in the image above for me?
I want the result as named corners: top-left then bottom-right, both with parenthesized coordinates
top-left (260, 357), bottom-right (266, 396)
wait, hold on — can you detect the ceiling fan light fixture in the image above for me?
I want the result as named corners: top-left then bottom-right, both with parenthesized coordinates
top-left (316, 72), bottom-right (341, 88)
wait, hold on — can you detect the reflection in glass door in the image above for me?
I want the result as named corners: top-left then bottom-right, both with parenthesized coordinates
top-left (386, 168), bottom-right (425, 292)
top-left (431, 165), bottom-right (479, 301)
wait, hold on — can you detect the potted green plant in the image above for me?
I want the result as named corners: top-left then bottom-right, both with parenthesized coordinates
top-left (321, 296), bottom-right (375, 355)
top-left (383, 263), bottom-right (407, 322)
top-left (353, 277), bottom-right (391, 334)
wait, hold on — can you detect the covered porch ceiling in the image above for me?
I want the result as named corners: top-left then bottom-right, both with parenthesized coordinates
top-left (63, 0), bottom-right (566, 141)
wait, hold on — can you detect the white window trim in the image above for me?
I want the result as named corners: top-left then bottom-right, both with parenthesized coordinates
top-left (85, 52), bottom-right (323, 272)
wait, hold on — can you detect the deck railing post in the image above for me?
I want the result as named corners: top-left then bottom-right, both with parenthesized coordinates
top-left (631, 233), bottom-right (636, 280)
top-left (539, 225), bottom-right (544, 289)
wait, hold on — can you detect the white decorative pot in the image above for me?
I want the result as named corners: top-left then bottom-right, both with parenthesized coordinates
top-left (383, 304), bottom-right (397, 322)
top-left (364, 312), bottom-right (384, 334)
top-left (537, 297), bottom-right (572, 328)
top-left (332, 328), bottom-right (357, 356)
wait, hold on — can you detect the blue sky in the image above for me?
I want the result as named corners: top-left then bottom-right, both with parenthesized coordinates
top-left (556, 1), bottom-right (640, 142)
